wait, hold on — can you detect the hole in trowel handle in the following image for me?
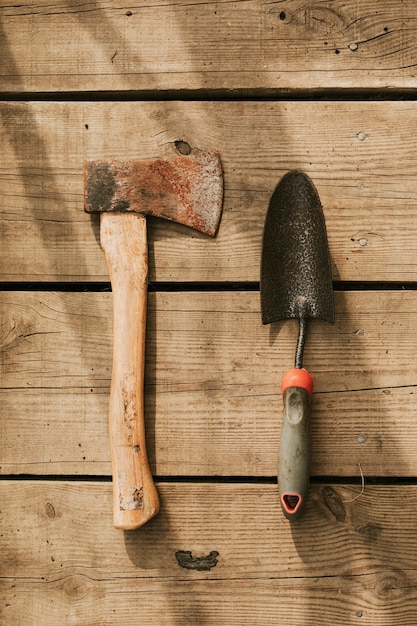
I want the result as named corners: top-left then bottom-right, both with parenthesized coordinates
top-left (282, 494), bottom-right (302, 515)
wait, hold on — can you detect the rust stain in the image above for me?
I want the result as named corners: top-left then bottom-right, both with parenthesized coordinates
top-left (122, 384), bottom-right (137, 438)
top-left (84, 151), bottom-right (223, 236)
top-left (119, 486), bottom-right (144, 511)
top-left (131, 486), bottom-right (144, 504)
top-left (118, 473), bottom-right (144, 511)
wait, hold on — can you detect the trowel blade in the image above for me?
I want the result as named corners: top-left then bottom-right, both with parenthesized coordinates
top-left (261, 170), bottom-right (334, 326)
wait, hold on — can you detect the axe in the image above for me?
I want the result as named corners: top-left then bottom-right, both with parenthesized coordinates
top-left (84, 150), bottom-right (223, 529)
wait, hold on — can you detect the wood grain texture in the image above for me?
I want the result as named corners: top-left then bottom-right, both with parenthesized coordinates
top-left (2, 290), bottom-right (417, 477)
top-left (2, 0), bottom-right (416, 622)
top-left (1, 100), bottom-right (417, 282)
top-left (1, 481), bottom-right (417, 625)
top-left (1, 0), bottom-right (417, 93)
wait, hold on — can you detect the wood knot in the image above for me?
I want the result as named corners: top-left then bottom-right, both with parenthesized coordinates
top-left (356, 523), bottom-right (383, 542)
top-left (320, 486), bottom-right (346, 522)
top-left (174, 140), bottom-right (192, 155)
top-left (63, 574), bottom-right (96, 600)
top-left (45, 502), bottom-right (56, 519)
top-left (175, 550), bottom-right (219, 571)
top-left (374, 568), bottom-right (408, 600)
top-left (304, 6), bottom-right (345, 34)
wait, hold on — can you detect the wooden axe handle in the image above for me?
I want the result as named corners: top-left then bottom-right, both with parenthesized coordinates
top-left (100, 212), bottom-right (160, 530)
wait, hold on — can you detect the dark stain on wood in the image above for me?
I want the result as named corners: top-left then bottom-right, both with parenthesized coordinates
top-left (175, 550), bottom-right (219, 571)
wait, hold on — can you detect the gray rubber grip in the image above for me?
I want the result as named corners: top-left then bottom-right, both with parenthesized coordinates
top-left (279, 386), bottom-right (311, 521)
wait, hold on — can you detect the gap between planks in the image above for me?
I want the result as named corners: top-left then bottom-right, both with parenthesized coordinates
top-left (2, 281), bottom-right (417, 292)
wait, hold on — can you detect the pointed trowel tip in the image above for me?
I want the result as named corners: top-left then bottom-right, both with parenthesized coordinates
top-left (260, 169), bottom-right (335, 326)
top-left (276, 169), bottom-right (314, 194)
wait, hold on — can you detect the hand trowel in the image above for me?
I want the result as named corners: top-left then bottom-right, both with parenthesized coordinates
top-left (260, 171), bottom-right (335, 521)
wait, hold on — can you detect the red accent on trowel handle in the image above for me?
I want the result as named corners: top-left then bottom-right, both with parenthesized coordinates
top-left (281, 367), bottom-right (314, 397)
top-left (280, 493), bottom-right (304, 517)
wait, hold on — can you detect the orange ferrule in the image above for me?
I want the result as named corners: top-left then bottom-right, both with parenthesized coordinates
top-left (281, 367), bottom-right (314, 398)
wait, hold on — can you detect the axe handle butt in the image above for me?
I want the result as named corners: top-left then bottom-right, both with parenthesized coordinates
top-left (100, 212), bottom-right (160, 530)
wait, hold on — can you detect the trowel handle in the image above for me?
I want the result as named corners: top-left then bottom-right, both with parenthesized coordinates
top-left (100, 212), bottom-right (160, 530)
top-left (278, 368), bottom-right (313, 521)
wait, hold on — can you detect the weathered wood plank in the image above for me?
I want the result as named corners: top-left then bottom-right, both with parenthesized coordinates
top-left (1, 100), bottom-right (417, 282)
top-left (1, 481), bottom-right (417, 625)
top-left (1, 1), bottom-right (417, 93)
top-left (2, 290), bottom-right (417, 477)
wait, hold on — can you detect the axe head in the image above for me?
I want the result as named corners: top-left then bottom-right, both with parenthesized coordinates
top-left (84, 150), bottom-right (223, 236)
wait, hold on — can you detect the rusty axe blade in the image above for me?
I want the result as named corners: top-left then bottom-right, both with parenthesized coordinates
top-left (85, 151), bottom-right (223, 236)
top-left (85, 150), bottom-right (223, 530)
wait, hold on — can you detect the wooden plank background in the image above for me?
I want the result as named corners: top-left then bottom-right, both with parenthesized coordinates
top-left (2, 100), bottom-right (417, 282)
top-left (2, 0), bottom-right (417, 93)
top-left (2, 1), bottom-right (417, 624)
top-left (2, 481), bottom-right (417, 625)
top-left (2, 290), bottom-right (417, 478)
